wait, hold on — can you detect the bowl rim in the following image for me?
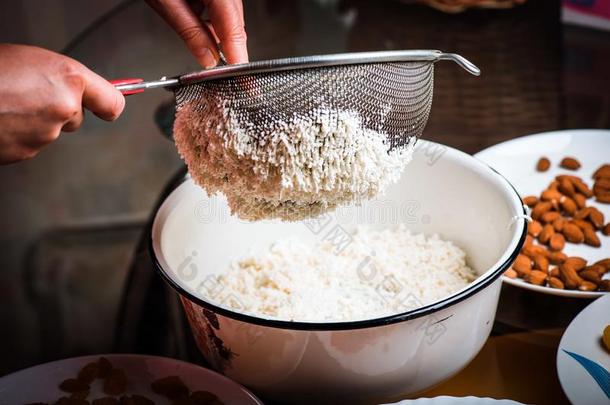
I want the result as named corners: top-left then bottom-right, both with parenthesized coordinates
top-left (149, 144), bottom-right (528, 331)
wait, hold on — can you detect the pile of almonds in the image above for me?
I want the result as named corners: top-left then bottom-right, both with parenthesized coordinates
top-left (25, 357), bottom-right (223, 405)
top-left (504, 157), bottom-right (610, 291)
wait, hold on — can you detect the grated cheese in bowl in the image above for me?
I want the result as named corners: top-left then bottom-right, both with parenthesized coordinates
top-left (202, 225), bottom-right (477, 322)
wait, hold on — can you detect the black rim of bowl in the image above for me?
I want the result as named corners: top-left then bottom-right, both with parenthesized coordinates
top-left (148, 167), bottom-right (527, 331)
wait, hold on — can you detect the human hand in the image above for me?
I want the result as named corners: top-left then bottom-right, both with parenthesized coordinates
top-left (146, 0), bottom-right (248, 67)
top-left (0, 44), bottom-right (125, 165)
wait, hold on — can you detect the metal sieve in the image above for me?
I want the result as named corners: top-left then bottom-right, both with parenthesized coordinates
top-left (112, 50), bottom-right (480, 149)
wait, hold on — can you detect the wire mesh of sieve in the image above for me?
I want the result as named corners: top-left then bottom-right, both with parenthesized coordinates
top-left (111, 51), bottom-right (479, 149)
top-left (173, 61), bottom-right (434, 150)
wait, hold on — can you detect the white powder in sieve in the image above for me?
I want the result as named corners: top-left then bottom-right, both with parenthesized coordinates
top-left (205, 225), bottom-right (477, 322)
top-left (173, 100), bottom-right (414, 221)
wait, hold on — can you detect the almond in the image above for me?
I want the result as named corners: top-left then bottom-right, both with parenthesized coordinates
top-left (593, 258), bottom-right (610, 272)
top-left (504, 268), bottom-right (517, 279)
top-left (549, 233), bottom-right (565, 251)
top-left (594, 192), bottom-right (610, 204)
top-left (560, 157), bottom-right (581, 170)
top-left (103, 368), bottom-right (127, 396)
top-left (536, 157), bottom-right (551, 172)
top-left (533, 254), bottom-right (549, 272)
top-left (558, 177), bottom-right (575, 197)
top-left (547, 276), bottom-right (564, 289)
top-left (594, 177), bottom-right (610, 191)
top-left (538, 224), bottom-right (555, 244)
top-left (524, 234), bottom-right (534, 247)
top-left (563, 223), bottom-right (584, 243)
top-left (552, 217), bottom-right (565, 232)
top-left (580, 269), bottom-right (601, 284)
top-left (523, 195), bottom-right (538, 207)
top-left (559, 263), bottom-right (584, 289)
top-left (77, 362), bottom-right (98, 384)
top-left (560, 197), bottom-right (577, 216)
top-left (541, 189), bottom-right (562, 202)
top-left (525, 270), bottom-right (547, 286)
top-left (588, 207), bottom-right (604, 229)
top-left (587, 264), bottom-right (606, 276)
top-left (528, 220), bottom-right (543, 237)
top-left (556, 174), bottom-right (581, 183)
top-left (603, 223), bottom-right (610, 236)
top-left (572, 178), bottom-right (593, 198)
top-left (550, 199), bottom-right (560, 211)
top-left (573, 193), bottom-right (587, 209)
top-left (564, 256), bottom-right (587, 271)
top-left (548, 180), bottom-right (560, 190)
top-left (97, 357), bottom-right (112, 378)
top-left (600, 280), bottom-right (610, 292)
top-left (512, 254), bottom-right (532, 276)
top-left (541, 211), bottom-right (561, 224)
top-left (549, 267), bottom-right (560, 278)
top-left (571, 219), bottom-right (595, 233)
top-left (593, 164), bottom-right (610, 180)
top-left (522, 244), bottom-right (549, 258)
top-left (59, 378), bottom-right (89, 393)
top-left (578, 281), bottom-right (598, 292)
top-left (574, 207), bottom-right (591, 220)
top-left (548, 250), bottom-right (567, 264)
top-left (531, 202), bottom-right (553, 220)
top-left (584, 228), bottom-right (601, 247)
top-left (594, 183), bottom-right (610, 194)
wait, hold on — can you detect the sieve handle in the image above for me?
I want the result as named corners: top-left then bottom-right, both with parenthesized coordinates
top-left (110, 78), bottom-right (145, 95)
top-left (438, 53), bottom-right (481, 76)
top-left (110, 77), bottom-right (180, 95)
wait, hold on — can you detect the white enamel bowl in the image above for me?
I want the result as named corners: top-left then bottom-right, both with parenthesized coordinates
top-left (150, 141), bottom-right (527, 403)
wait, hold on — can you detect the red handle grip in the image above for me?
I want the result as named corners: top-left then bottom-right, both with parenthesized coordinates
top-left (110, 78), bottom-right (144, 96)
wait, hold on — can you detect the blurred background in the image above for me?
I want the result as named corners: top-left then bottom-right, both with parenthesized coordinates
top-left (1, 0), bottom-right (609, 377)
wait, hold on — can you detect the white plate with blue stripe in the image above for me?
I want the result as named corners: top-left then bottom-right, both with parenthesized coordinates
top-left (557, 292), bottom-right (610, 404)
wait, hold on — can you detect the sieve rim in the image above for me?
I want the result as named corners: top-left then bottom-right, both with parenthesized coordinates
top-left (177, 49), bottom-right (480, 86)
top-left (114, 50), bottom-right (479, 93)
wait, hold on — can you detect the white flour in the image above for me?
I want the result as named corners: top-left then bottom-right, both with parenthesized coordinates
top-left (205, 225), bottom-right (476, 322)
top-left (174, 101), bottom-right (413, 221)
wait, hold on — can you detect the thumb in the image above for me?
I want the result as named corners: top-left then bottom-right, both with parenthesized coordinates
top-left (81, 66), bottom-right (126, 121)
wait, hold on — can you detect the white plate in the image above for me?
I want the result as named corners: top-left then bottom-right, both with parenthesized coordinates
top-left (475, 129), bottom-right (610, 298)
top-left (0, 354), bottom-right (263, 404)
top-left (557, 293), bottom-right (610, 404)
top-left (384, 396), bottom-right (525, 404)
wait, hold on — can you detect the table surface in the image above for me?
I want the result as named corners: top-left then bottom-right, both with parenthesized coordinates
top-left (3, 1), bottom-right (610, 404)
top-left (422, 329), bottom-right (568, 404)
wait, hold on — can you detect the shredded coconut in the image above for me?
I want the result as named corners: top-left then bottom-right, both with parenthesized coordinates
top-left (201, 225), bottom-right (476, 322)
top-left (174, 101), bottom-right (413, 221)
